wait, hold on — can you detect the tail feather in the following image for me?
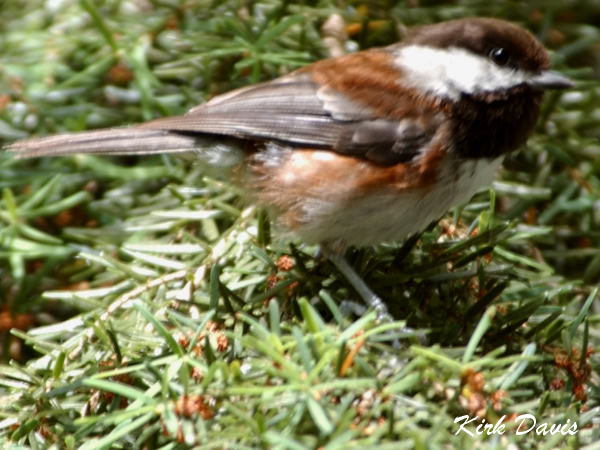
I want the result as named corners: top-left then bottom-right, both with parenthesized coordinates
top-left (6, 128), bottom-right (201, 159)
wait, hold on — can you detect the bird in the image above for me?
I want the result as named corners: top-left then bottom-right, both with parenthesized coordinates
top-left (7, 17), bottom-right (573, 322)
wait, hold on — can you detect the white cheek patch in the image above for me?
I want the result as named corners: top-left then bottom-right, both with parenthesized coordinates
top-left (396, 45), bottom-right (530, 100)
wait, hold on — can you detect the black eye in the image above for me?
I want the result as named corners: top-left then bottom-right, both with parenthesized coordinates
top-left (490, 47), bottom-right (509, 66)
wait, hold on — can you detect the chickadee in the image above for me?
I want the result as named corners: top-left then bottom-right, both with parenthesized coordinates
top-left (8, 17), bottom-right (573, 321)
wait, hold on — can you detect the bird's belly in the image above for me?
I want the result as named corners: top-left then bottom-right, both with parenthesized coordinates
top-left (305, 156), bottom-right (503, 246)
top-left (247, 147), bottom-right (503, 247)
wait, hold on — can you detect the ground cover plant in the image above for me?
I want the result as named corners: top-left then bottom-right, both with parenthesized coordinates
top-left (0, 0), bottom-right (598, 448)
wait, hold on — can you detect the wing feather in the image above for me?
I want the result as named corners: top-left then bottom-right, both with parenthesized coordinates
top-left (9, 65), bottom-right (441, 165)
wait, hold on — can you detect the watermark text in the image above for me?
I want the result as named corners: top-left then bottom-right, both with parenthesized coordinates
top-left (455, 414), bottom-right (578, 437)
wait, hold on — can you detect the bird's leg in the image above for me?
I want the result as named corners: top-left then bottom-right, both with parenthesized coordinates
top-left (320, 243), bottom-right (426, 353)
top-left (325, 252), bottom-right (392, 324)
top-left (320, 241), bottom-right (392, 326)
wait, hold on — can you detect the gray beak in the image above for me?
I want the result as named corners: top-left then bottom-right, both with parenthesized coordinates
top-left (530, 70), bottom-right (574, 90)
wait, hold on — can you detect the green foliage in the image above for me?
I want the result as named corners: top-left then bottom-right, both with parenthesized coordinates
top-left (0, 0), bottom-right (598, 448)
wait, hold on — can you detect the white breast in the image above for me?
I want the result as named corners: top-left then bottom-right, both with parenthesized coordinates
top-left (294, 156), bottom-right (504, 247)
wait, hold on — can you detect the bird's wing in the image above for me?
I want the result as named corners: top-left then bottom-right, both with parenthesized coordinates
top-left (139, 68), bottom-right (444, 165)
top-left (8, 50), bottom-right (445, 165)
